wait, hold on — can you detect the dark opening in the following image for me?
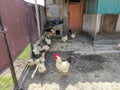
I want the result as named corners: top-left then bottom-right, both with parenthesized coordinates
top-left (69, 29), bottom-right (72, 33)
top-left (65, 0), bottom-right (81, 3)
top-left (53, 0), bottom-right (56, 4)
top-left (56, 30), bottom-right (60, 35)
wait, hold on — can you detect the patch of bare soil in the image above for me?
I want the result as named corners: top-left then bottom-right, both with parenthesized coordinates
top-left (22, 51), bottom-right (113, 90)
top-left (1, 60), bottom-right (27, 80)
top-left (22, 52), bottom-right (120, 90)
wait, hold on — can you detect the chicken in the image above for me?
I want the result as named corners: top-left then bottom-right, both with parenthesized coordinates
top-left (28, 59), bottom-right (35, 66)
top-left (118, 44), bottom-right (120, 50)
top-left (71, 32), bottom-right (76, 39)
top-left (31, 62), bottom-right (46, 78)
top-left (33, 43), bottom-right (50, 55)
top-left (31, 52), bottom-right (46, 78)
top-left (34, 52), bottom-right (46, 65)
top-left (33, 46), bottom-right (40, 55)
top-left (39, 45), bottom-right (50, 52)
top-left (38, 62), bottom-right (46, 73)
top-left (45, 37), bottom-right (52, 45)
top-left (53, 53), bottom-right (72, 76)
top-left (44, 28), bottom-right (55, 38)
top-left (62, 35), bottom-right (68, 42)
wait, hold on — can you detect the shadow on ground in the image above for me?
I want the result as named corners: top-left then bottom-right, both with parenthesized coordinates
top-left (22, 51), bottom-right (120, 90)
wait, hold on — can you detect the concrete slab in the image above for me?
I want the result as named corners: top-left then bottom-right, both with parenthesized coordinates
top-left (50, 34), bottom-right (120, 55)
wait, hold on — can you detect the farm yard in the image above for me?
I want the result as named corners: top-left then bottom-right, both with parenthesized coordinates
top-left (0, 0), bottom-right (120, 90)
top-left (21, 34), bottom-right (120, 90)
top-left (0, 33), bottom-right (120, 90)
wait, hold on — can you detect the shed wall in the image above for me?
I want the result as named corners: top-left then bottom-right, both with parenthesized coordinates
top-left (83, 14), bottom-right (97, 38)
top-left (98, 0), bottom-right (120, 14)
top-left (116, 15), bottom-right (120, 32)
top-left (84, 0), bottom-right (99, 14)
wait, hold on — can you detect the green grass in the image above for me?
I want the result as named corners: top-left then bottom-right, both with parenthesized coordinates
top-left (0, 44), bottom-right (31, 90)
top-left (0, 75), bottom-right (13, 90)
top-left (17, 44), bottom-right (31, 60)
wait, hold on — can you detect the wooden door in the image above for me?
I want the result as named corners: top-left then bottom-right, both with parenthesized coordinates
top-left (68, 0), bottom-right (84, 32)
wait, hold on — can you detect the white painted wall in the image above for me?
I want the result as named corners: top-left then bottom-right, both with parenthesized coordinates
top-left (46, 0), bottom-right (53, 4)
top-left (95, 14), bottom-right (101, 36)
top-left (115, 15), bottom-right (120, 32)
top-left (83, 14), bottom-right (97, 38)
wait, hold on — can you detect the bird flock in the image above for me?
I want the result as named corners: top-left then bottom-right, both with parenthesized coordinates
top-left (27, 28), bottom-right (76, 78)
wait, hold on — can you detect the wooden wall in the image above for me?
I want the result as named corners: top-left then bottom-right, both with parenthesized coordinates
top-left (99, 15), bottom-right (118, 33)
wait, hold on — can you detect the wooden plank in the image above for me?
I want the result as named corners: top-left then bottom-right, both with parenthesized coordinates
top-left (68, 0), bottom-right (84, 32)
top-left (100, 15), bottom-right (118, 33)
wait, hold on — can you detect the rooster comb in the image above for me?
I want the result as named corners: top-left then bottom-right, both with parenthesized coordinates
top-left (54, 53), bottom-right (59, 57)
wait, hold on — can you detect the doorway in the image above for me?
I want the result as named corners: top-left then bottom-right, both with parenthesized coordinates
top-left (67, 0), bottom-right (84, 32)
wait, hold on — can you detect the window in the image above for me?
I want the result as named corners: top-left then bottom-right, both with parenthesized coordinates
top-left (65, 0), bottom-right (81, 3)
top-left (56, 30), bottom-right (60, 35)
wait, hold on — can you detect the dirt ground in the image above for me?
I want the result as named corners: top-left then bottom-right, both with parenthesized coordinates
top-left (0, 60), bottom-right (27, 90)
top-left (22, 34), bottom-right (120, 90)
top-left (22, 52), bottom-right (120, 90)
top-left (2, 34), bottom-right (120, 90)
top-left (0, 60), bottom-right (27, 80)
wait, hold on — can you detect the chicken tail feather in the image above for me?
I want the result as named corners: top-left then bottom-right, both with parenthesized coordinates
top-left (31, 65), bottom-right (39, 78)
top-left (66, 56), bottom-right (74, 64)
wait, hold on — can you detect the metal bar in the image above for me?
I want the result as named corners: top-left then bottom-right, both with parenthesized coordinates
top-left (44, 0), bottom-right (47, 23)
top-left (35, 0), bottom-right (41, 40)
top-left (24, 2), bottom-right (35, 58)
top-left (5, 33), bottom-right (18, 90)
top-left (0, 21), bottom-right (18, 90)
top-left (18, 64), bottom-right (30, 89)
top-left (39, 6), bottom-right (42, 35)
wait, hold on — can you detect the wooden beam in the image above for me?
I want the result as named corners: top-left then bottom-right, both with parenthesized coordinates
top-left (60, 0), bottom-right (64, 19)
top-left (67, 0), bottom-right (69, 33)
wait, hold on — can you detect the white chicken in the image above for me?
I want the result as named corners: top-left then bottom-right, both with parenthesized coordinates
top-left (39, 45), bottom-right (50, 52)
top-left (71, 32), bottom-right (76, 39)
top-left (118, 43), bottom-right (120, 50)
top-left (51, 29), bottom-right (55, 34)
top-left (28, 59), bottom-right (35, 66)
top-left (53, 53), bottom-right (72, 76)
top-left (31, 52), bottom-right (46, 78)
top-left (34, 52), bottom-right (46, 65)
top-left (62, 35), bottom-right (68, 42)
top-left (33, 46), bottom-right (40, 55)
top-left (31, 62), bottom-right (46, 78)
top-left (45, 37), bottom-right (52, 45)
top-left (38, 62), bottom-right (46, 73)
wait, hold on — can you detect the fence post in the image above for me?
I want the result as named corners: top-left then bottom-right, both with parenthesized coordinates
top-left (3, 31), bottom-right (18, 90)
top-left (0, 16), bottom-right (18, 90)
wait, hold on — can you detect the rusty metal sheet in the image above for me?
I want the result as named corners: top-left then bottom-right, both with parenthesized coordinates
top-left (0, 33), bottom-right (10, 72)
top-left (0, 0), bottom-right (38, 72)
top-left (28, 4), bottom-right (38, 43)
